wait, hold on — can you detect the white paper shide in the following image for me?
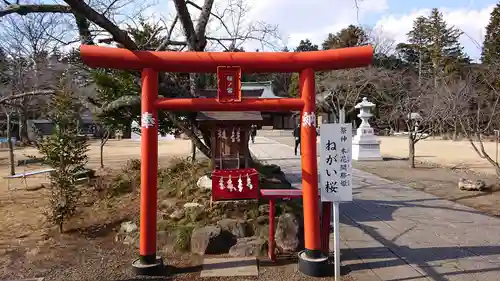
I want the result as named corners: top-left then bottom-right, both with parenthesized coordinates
top-left (319, 123), bottom-right (353, 202)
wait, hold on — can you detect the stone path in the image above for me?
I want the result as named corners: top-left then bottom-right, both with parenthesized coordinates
top-left (249, 135), bottom-right (500, 281)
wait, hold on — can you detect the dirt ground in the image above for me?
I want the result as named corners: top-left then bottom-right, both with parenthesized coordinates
top-left (0, 139), bottom-right (353, 281)
top-left (378, 136), bottom-right (500, 176)
top-left (0, 139), bottom-right (192, 281)
top-left (353, 136), bottom-right (500, 218)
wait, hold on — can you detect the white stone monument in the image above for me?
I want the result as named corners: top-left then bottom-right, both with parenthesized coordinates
top-left (352, 97), bottom-right (382, 161)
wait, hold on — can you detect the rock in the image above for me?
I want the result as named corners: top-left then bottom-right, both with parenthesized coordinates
top-left (229, 237), bottom-right (267, 257)
top-left (170, 209), bottom-right (185, 221)
top-left (190, 226), bottom-right (235, 255)
top-left (184, 202), bottom-right (203, 209)
top-left (256, 215), bottom-right (268, 225)
top-left (158, 229), bottom-right (192, 253)
top-left (275, 213), bottom-right (300, 252)
top-left (115, 231), bottom-right (139, 248)
top-left (216, 219), bottom-right (248, 238)
top-left (197, 175), bottom-right (212, 190)
top-left (160, 198), bottom-right (177, 209)
top-left (258, 205), bottom-right (269, 214)
top-left (458, 178), bottom-right (487, 191)
top-left (119, 221), bottom-right (138, 233)
top-left (186, 206), bottom-right (206, 222)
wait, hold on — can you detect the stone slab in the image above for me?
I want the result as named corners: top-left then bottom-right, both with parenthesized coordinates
top-left (200, 257), bottom-right (258, 277)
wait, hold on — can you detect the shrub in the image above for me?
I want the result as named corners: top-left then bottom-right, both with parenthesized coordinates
top-left (36, 81), bottom-right (89, 233)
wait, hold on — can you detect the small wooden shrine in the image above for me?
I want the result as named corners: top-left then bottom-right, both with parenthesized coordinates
top-left (196, 66), bottom-right (263, 201)
top-left (196, 111), bottom-right (263, 170)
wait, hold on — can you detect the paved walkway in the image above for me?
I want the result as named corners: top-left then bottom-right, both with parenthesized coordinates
top-left (249, 136), bottom-right (500, 281)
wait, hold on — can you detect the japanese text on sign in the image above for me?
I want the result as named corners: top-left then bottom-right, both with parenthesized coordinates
top-left (217, 66), bottom-right (241, 102)
top-left (319, 123), bottom-right (353, 202)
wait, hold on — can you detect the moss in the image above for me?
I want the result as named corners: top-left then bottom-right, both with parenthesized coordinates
top-left (174, 226), bottom-right (194, 252)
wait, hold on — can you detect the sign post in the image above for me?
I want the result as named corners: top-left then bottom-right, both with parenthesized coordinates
top-left (319, 123), bottom-right (353, 281)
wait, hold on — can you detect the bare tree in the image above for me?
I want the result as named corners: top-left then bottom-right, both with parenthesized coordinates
top-left (0, 0), bottom-right (283, 159)
top-left (448, 64), bottom-right (500, 177)
top-left (376, 69), bottom-right (442, 167)
top-left (317, 67), bottom-right (377, 123)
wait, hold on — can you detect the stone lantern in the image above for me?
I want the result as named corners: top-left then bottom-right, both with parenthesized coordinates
top-left (352, 97), bottom-right (382, 161)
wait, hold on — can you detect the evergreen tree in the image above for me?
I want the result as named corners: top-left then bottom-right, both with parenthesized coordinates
top-left (396, 9), bottom-right (469, 84)
top-left (322, 25), bottom-right (368, 50)
top-left (294, 39), bottom-right (319, 52)
top-left (482, 3), bottom-right (500, 64)
top-left (426, 8), bottom-right (469, 79)
top-left (37, 78), bottom-right (89, 232)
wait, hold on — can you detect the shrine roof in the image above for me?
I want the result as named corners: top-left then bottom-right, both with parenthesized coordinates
top-left (196, 111), bottom-right (263, 121)
top-left (196, 89), bottom-right (264, 98)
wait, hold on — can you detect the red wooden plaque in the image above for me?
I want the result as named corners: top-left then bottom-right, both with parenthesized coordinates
top-left (217, 66), bottom-right (242, 102)
top-left (212, 168), bottom-right (259, 201)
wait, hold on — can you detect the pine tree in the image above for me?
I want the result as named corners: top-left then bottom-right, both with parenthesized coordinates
top-left (426, 8), bottom-right (469, 80)
top-left (294, 39), bottom-right (319, 52)
top-left (322, 25), bottom-right (367, 50)
top-left (482, 3), bottom-right (500, 64)
top-left (37, 77), bottom-right (89, 232)
top-left (397, 9), bottom-right (469, 84)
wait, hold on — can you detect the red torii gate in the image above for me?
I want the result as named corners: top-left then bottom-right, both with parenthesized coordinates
top-left (80, 44), bottom-right (373, 277)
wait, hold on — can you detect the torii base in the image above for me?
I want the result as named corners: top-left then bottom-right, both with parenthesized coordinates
top-left (298, 250), bottom-right (332, 277)
top-left (132, 256), bottom-right (164, 276)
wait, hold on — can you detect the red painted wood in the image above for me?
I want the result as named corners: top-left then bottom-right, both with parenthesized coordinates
top-left (155, 98), bottom-right (304, 112)
top-left (259, 189), bottom-right (303, 200)
top-left (80, 45), bottom-right (374, 73)
top-left (269, 200), bottom-right (276, 262)
top-left (217, 66), bottom-right (242, 102)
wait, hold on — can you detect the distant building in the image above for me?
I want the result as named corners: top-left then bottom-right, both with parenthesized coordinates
top-left (196, 81), bottom-right (296, 130)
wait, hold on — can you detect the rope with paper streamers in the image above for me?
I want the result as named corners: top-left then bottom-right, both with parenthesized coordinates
top-left (214, 172), bottom-right (259, 192)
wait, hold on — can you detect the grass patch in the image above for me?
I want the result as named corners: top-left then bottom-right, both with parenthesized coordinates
top-left (174, 226), bottom-right (194, 252)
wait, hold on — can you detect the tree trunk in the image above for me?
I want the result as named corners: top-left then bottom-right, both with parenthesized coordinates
top-left (18, 105), bottom-right (29, 144)
top-left (453, 120), bottom-right (458, 141)
top-left (408, 134), bottom-right (416, 168)
top-left (191, 140), bottom-right (196, 163)
top-left (100, 130), bottom-right (110, 168)
top-left (6, 112), bottom-right (15, 176)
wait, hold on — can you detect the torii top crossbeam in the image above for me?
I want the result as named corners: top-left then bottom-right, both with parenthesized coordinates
top-left (79, 45), bottom-right (373, 73)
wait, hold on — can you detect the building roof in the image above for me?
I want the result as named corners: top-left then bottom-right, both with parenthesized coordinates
top-left (196, 89), bottom-right (263, 98)
top-left (196, 111), bottom-right (263, 122)
top-left (241, 81), bottom-right (281, 98)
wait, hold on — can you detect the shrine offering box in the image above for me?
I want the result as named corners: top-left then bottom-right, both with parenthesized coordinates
top-left (211, 168), bottom-right (259, 201)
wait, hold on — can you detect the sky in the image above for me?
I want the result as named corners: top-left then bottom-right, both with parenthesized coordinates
top-left (239, 0), bottom-right (497, 60)
top-left (35, 0), bottom-right (498, 61)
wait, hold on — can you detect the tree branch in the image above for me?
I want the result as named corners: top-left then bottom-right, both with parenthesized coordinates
top-left (63, 0), bottom-right (137, 50)
top-left (0, 4), bottom-right (72, 17)
top-left (172, 0), bottom-right (197, 49)
top-left (0, 90), bottom-right (55, 105)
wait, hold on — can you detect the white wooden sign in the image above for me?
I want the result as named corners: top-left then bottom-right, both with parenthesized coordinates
top-left (319, 123), bottom-right (353, 202)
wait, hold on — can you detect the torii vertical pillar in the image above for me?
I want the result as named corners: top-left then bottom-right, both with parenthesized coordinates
top-left (298, 68), bottom-right (330, 276)
top-left (133, 68), bottom-right (163, 274)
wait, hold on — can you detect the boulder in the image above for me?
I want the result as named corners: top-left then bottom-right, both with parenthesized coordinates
top-left (119, 221), bottom-right (138, 233)
top-left (197, 175), bottom-right (212, 190)
top-left (275, 213), bottom-right (300, 252)
top-left (158, 228), bottom-right (192, 253)
top-left (229, 237), bottom-right (267, 257)
top-left (160, 198), bottom-right (177, 209)
top-left (115, 221), bottom-right (139, 247)
top-left (190, 226), bottom-right (236, 255)
top-left (458, 178), bottom-right (487, 191)
top-left (169, 209), bottom-right (185, 221)
top-left (216, 219), bottom-right (248, 238)
top-left (184, 202), bottom-right (203, 209)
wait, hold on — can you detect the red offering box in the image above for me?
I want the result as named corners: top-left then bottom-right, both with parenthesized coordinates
top-left (211, 168), bottom-right (259, 201)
